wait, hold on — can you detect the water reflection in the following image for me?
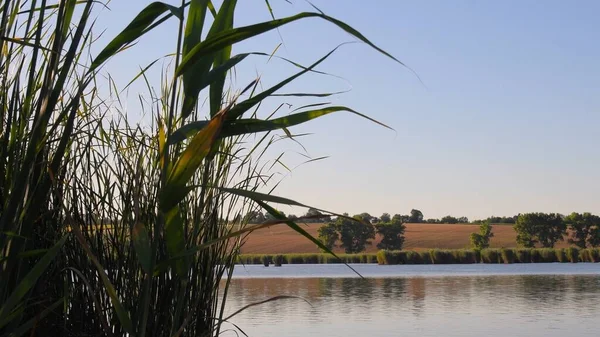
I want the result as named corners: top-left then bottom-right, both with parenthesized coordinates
top-left (223, 273), bottom-right (600, 337)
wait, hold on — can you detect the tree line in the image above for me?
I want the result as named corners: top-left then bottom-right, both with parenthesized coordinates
top-left (314, 211), bottom-right (600, 254)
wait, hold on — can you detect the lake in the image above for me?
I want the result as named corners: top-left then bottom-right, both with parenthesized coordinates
top-left (221, 263), bottom-right (600, 337)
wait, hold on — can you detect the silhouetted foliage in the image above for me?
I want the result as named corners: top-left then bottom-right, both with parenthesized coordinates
top-left (514, 213), bottom-right (566, 248)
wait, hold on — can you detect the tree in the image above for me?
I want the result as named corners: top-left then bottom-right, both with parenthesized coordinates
top-left (304, 207), bottom-right (331, 223)
top-left (564, 212), bottom-right (600, 248)
top-left (470, 220), bottom-right (494, 249)
top-left (440, 215), bottom-right (458, 224)
top-left (317, 223), bottom-right (339, 252)
top-left (246, 211), bottom-right (265, 223)
top-left (392, 214), bottom-right (409, 223)
top-left (375, 221), bottom-right (406, 250)
top-left (457, 216), bottom-right (469, 223)
top-left (514, 213), bottom-right (566, 248)
top-left (264, 210), bottom-right (286, 222)
top-left (425, 218), bottom-right (440, 223)
top-left (336, 215), bottom-right (376, 253)
top-left (288, 214), bottom-right (298, 221)
top-left (380, 213), bottom-right (391, 223)
top-left (356, 212), bottom-right (374, 223)
top-left (409, 209), bottom-right (424, 223)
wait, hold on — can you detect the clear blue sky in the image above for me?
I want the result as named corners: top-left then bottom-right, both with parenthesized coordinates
top-left (92, 0), bottom-right (600, 220)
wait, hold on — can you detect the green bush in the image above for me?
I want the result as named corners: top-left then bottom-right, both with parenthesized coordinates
top-left (500, 249), bottom-right (516, 264)
top-left (565, 247), bottom-right (579, 263)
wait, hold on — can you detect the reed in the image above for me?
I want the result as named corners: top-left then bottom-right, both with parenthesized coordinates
top-left (480, 249), bottom-right (501, 264)
top-left (500, 249), bottom-right (516, 264)
top-left (516, 249), bottom-right (532, 263)
top-left (555, 248), bottom-right (567, 263)
top-left (565, 247), bottom-right (579, 263)
top-left (1, 1), bottom-right (401, 336)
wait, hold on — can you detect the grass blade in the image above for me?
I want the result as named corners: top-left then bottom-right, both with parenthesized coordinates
top-left (0, 235), bottom-right (68, 327)
top-left (176, 12), bottom-right (406, 77)
top-left (91, 2), bottom-right (182, 71)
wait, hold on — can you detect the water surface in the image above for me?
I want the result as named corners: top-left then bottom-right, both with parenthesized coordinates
top-left (221, 264), bottom-right (600, 337)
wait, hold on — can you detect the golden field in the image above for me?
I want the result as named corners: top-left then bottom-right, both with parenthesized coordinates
top-left (240, 223), bottom-right (572, 254)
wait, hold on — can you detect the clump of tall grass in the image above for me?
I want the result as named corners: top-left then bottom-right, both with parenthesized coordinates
top-left (516, 249), bottom-right (532, 263)
top-left (555, 248), bottom-right (567, 262)
top-left (273, 255), bottom-right (285, 267)
top-left (451, 250), bottom-right (478, 264)
top-left (429, 249), bottom-right (455, 264)
top-left (419, 251), bottom-right (433, 264)
top-left (578, 248), bottom-right (600, 262)
top-left (500, 249), bottom-right (516, 264)
top-left (565, 247), bottom-right (579, 263)
top-left (480, 249), bottom-right (502, 263)
top-left (539, 248), bottom-right (558, 262)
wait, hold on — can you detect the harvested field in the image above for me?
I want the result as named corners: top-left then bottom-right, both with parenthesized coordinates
top-left (240, 223), bottom-right (572, 254)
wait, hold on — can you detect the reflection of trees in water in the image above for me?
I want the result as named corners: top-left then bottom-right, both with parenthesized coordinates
top-left (338, 278), bottom-right (376, 302)
top-left (518, 275), bottom-right (568, 309)
top-left (408, 278), bottom-right (426, 317)
top-left (540, 275), bottom-right (600, 313)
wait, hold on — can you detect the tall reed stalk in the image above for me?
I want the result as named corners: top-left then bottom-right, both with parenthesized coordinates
top-left (2, 1), bottom-right (402, 336)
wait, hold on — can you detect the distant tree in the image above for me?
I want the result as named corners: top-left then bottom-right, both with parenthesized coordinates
top-left (357, 212), bottom-right (374, 223)
top-left (288, 214), bottom-right (298, 221)
top-left (470, 220), bottom-right (494, 249)
top-left (375, 221), bottom-right (406, 250)
top-left (409, 209), bottom-right (424, 223)
top-left (264, 210), bottom-right (286, 222)
top-left (564, 212), bottom-right (600, 248)
top-left (380, 213), bottom-right (391, 223)
top-left (514, 213), bottom-right (566, 248)
top-left (317, 223), bottom-right (339, 252)
top-left (392, 214), bottom-right (409, 224)
top-left (473, 216), bottom-right (516, 224)
top-left (440, 215), bottom-right (458, 224)
top-left (588, 225), bottom-right (600, 248)
top-left (304, 207), bottom-right (331, 223)
top-left (425, 218), bottom-right (440, 224)
top-left (335, 215), bottom-right (376, 253)
top-left (457, 216), bottom-right (469, 224)
top-left (247, 211), bottom-right (265, 223)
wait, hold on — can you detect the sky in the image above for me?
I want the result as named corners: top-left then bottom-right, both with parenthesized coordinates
top-left (90, 0), bottom-right (600, 220)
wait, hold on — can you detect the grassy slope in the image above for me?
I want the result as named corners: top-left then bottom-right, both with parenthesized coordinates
top-left (241, 223), bottom-right (572, 254)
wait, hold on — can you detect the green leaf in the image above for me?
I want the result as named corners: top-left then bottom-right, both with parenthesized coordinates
top-left (132, 222), bottom-right (152, 274)
top-left (176, 11), bottom-right (406, 77)
top-left (7, 298), bottom-right (64, 337)
top-left (91, 2), bottom-right (182, 72)
top-left (168, 121), bottom-right (210, 145)
top-left (221, 106), bottom-right (392, 138)
top-left (181, 0), bottom-right (210, 119)
top-left (209, 0), bottom-right (237, 116)
top-left (164, 111), bottom-right (226, 205)
top-left (163, 207), bottom-right (187, 277)
top-left (70, 226), bottom-right (134, 334)
top-left (0, 235), bottom-right (67, 327)
top-left (226, 45), bottom-right (340, 120)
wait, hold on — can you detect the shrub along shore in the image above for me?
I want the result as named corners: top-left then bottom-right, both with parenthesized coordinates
top-left (237, 248), bottom-right (600, 265)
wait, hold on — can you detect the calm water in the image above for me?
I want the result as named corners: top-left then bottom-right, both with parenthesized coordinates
top-left (221, 263), bottom-right (600, 337)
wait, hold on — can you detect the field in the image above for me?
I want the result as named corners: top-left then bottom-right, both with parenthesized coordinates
top-left (240, 223), bottom-right (572, 254)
